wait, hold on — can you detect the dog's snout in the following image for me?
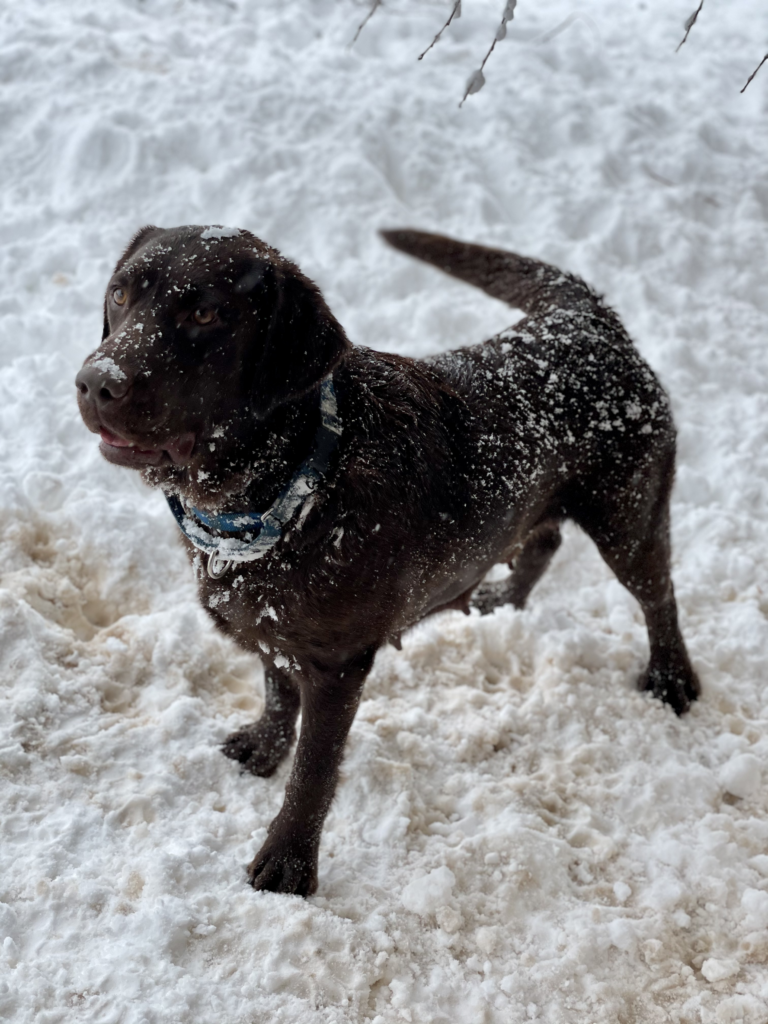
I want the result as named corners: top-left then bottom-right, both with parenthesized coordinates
top-left (75, 362), bottom-right (130, 405)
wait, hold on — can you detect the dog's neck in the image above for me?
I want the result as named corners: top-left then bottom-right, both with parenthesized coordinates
top-left (143, 382), bottom-right (327, 512)
top-left (164, 376), bottom-right (342, 574)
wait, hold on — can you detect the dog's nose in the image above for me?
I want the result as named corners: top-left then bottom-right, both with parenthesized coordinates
top-left (75, 361), bottom-right (130, 404)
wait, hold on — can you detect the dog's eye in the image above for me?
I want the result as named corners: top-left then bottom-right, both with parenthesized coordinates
top-left (113, 287), bottom-right (127, 306)
top-left (193, 308), bottom-right (217, 325)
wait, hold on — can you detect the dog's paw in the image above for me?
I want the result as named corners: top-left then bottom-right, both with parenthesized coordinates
top-left (638, 660), bottom-right (701, 716)
top-left (247, 834), bottom-right (318, 896)
top-left (221, 720), bottom-right (295, 777)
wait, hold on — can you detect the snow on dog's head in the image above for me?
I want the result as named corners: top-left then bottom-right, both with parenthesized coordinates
top-left (200, 225), bottom-right (242, 240)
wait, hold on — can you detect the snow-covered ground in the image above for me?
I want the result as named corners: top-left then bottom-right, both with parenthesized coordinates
top-left (1, 0), bottom-right (767, 1020)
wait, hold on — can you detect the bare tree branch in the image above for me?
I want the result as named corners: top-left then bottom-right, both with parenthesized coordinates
top-left (418, 1), bottom-right (461, 61)
top-left (352, 0), bottom-right (382, 45)
top-left (357, 0), bottom-right (758, 102)
top-left (741, 53), bottom-right (768, 93)
top-left (460, 0), bottom-right (517, 107)
top-left (676, 1), bottom-right (704, 53)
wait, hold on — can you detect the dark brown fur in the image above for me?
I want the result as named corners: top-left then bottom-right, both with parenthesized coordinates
top-left (76, 226), bottom-right (699, 895)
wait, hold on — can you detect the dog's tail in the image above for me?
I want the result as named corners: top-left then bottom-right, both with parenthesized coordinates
top-left (380, 229), bottom-right (600, 318)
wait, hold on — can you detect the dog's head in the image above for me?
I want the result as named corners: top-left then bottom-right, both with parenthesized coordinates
top-left (76, 225), bottom-right (350, 492)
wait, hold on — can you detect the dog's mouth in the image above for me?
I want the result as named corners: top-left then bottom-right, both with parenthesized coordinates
top-left (99, 427), bottom-right (195, 467)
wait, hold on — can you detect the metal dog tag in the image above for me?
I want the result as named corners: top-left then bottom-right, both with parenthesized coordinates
top-left (207, 552), bottom-right (233, 579)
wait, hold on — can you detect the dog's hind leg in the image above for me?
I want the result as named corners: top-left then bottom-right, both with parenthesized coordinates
top-left (573, 461), bottom-right (700, 716)
top-left (221, 662), bottom-right (301, 777)
top-left (472, 521), bottom-right (562, 614)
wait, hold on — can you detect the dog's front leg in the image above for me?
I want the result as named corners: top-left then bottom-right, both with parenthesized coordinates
top-left (222, 662), bottom-right (300, 777)
top-left (247, 646), bottom-right (376, 896)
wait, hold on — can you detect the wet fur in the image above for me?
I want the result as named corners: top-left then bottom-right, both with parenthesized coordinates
top-left (77, 226), bottom-right (699, 896)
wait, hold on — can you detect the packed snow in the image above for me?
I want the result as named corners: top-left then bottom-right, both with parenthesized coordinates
top-left (1, 1), bottom-right (767, 1022)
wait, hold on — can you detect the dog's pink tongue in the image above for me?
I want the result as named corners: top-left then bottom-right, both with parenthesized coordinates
top-left (99, 428), bottom-right (195, 463)
top-left (100, 428), bottom-right (161, 455)
top-left (100, 428), bottom-right (136, 449)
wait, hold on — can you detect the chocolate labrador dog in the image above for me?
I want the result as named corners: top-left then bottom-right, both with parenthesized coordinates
top-left (76, 225), bottom-right (699, 895)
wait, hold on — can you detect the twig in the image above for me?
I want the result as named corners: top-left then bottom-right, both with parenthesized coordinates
top-left (741, 53), bottom-right (768, 93)
top-left (676, 0), bottom-right (704, 53)
top-left (643, 163), bottom-right (677, 187)
top-left (536, 12), bottom-right (579, 45)
top-left (418, 1), bottom-right (461, 61)
top-left (460, 0), bottom-right (517, 107)
top-left (352, 0), bottom-right (382, 45)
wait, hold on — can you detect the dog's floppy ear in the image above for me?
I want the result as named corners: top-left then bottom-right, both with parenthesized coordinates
top-left (251, 261), bottom-right (351, 419)
top-left (103, 225), bottom-right (164, 340)
top-left (114, 224), bottom-right (163, 273)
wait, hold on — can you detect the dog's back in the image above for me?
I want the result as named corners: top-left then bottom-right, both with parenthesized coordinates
top-left (382, 228), bottom-right (675, 528)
